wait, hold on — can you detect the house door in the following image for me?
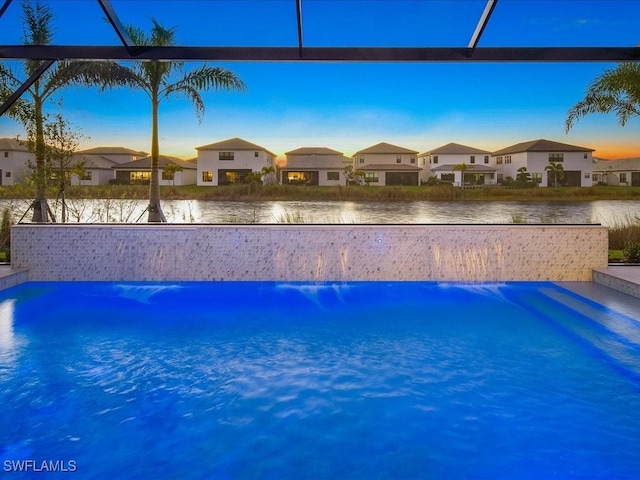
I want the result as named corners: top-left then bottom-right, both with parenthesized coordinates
top-left (632, 172), bottom-right (640, 186)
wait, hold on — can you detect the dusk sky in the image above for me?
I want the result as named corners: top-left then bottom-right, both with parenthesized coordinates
top-left (2, 0), bottom-right (640, 160)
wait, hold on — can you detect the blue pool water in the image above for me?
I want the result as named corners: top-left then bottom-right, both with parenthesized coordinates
top-left (1, 281), bottom-right (640, 479)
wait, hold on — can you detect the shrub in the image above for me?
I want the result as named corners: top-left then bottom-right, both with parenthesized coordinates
top-left (623, 241), bottom-right (640, 263)
top-left (0, 207), bottom-right (12, 262)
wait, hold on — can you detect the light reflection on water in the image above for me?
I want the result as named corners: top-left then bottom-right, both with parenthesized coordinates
top-left (2, 198), bottom-right (639, 226)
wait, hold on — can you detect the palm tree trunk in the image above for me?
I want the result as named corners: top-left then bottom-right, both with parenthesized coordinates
top-left (147, 94), bottom-right (166, 222)
top-left (31, 95), bottom-right (49, 223)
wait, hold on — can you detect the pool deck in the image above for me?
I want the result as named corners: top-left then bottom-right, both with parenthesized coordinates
top-left (0, 265), bottom-right (28, 291)
top-left (592, 265), bottom-right (640, 300)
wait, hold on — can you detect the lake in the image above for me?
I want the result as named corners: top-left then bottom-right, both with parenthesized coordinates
top-left (3, 199), bottom-right (640, 226)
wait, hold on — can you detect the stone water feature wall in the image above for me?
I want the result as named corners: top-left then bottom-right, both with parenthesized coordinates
top-left (11, 224), bottom-right (608, 282)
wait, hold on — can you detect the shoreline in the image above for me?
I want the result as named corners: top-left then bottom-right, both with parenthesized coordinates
top-left (1, 184), bottom-right (640, 202)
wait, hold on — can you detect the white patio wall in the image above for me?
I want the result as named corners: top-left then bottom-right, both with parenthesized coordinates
top-left (11, 224), bottom-right (607, 282)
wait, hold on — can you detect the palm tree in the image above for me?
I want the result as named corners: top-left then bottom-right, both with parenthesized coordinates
top-left (545, 162), bottom-right (564, 188)
top-left (565, 62), bottom-right (640, 133)
top-left (453, 162), bottom-right (468, 186)
top-left (120, 20), bottom-right (246, 222)
top-left (0, 0), bottom-right (135, 222)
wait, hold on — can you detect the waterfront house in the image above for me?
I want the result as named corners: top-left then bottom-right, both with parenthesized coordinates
top-left (71, 146), bottom-right (148, 185)
top-left (112, 155), bottom-right (197, 185)
top-left (0, 137), bottom-right (34, 185)
top-left (353, 142), bottom-right (421, 186)
top-left (491, 139), bottom-right (594, 187)
top-left (196, 137), bottom-right (276, 186)
top-left (592, 158), bottom-right (640, 186)
top-left (419, 143), bottom-right (495, 186)
top-left (281, 147), bottom-right (351, 186)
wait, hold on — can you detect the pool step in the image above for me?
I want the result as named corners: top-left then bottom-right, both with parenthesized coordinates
top-left (512, 286), bottom-right (640, 380)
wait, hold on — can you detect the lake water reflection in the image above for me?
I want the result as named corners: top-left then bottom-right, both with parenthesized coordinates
top-left (3, 199), bottom-right (640, 226)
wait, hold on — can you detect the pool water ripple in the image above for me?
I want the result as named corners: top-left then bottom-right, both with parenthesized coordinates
top-left (1, 281), bottom-right (640, 478)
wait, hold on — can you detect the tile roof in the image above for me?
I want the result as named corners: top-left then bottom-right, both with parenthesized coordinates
top-left (355, 142), bottom-right (418, 155)
top-left (421, 142), bottom-right (492, 156)
top-left (430, 164), bottom-right (497, 172)
top-left (492, 139), bottom-right (594, 156)
top-left (283, 153), bottom-right (351, 169)
top-left (196, 137), bottom-right (276, 157)
top-left (75, 155), bottom-right (118, 169)
top-left (360, 164), bottom-right (421, 171)
top-left (0, 137), bottom-right (29, 152)
top-left (285, 147), bottom-right (344, 156)
top-left (113, 155), bottom-right (196, 170)
top-left (593, 158), bottom-right (640, 172)
top-left (76, 146), bottom-right (148, 156)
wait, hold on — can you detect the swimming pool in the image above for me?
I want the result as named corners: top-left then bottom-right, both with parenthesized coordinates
top-left (1, 281), bottom-right (639, 479)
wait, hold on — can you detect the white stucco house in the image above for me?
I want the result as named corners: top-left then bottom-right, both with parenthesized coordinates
top-left (71, 146), bottom-right (147, 185)
top-left (281, 147), bottom-right (351, 186)
top-left (196, 137), bottom-right (276, 186)
top-left (353, 142), bottom-right (421, 186)
top-left (113, 155), bottom-right (197, 186)
top-left (419, 143), bottom-right (496, 186)
top-left (0, 137), bottom-right (34, 185)
top-left (592, 158), bottom-right (640, 186)
top-left (491, 139), bottom-right (594, 187)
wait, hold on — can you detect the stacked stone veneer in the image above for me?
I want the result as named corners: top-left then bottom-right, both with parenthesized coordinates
top-left (11, 224), bottom-right (608, 282)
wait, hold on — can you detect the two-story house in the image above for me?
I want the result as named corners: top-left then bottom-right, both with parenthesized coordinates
top-left (281, 147), bottom-right (351, 186)
top-left (196, 137), bottom-right (276, 186)
top-left (491, 139), bottom-right (594, 187)
top-left (72, 146), bottom-right (148, 185)
top-left (418, 143), bottom-right (496, 186)
top-left (0, 137), bottom-right (34, 185)
top-left (353, 142), bottom-right (421, 186)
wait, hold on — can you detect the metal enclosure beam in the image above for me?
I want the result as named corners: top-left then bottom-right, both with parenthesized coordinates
top-left (97, 0), bottom-right (137, 54)
top-left (1, 45), bottom-right (639, 62)
top-left (468, 0), bottom-right (498, 50)
top-left (296, 0), bottom-right (304, 58)
top-left (0, 0), bottom-right (13, 19)
top-left (0, 59), bottom-right (55, 116)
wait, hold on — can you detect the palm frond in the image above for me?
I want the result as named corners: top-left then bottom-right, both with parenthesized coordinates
top-left (164, 66), bottom-right (247, 95)
top-left (566, 62), bottom-right (640, 132)
top-left (22, 0), bottom-right (53, 45)
top-left (41, 61), bottom-right (144, 99)
top-left (162, 84), bottom-right (205, 122)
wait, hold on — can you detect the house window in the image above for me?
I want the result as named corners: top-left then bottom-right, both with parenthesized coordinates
top-left (396, 155), bottom-right (401, 164)
top-left (81, 171), bottom-right (91, 180)
top-left (531, 173), bottom-right (542, 184)
top-left (584, 153), bottom-right (588, 159)
top-left (130, 171), bottom-right (151, 184)
top-left (219, 151), bottom-right (234, 161)
top-left (620, 173), bottom-right (627, 183)
top-left (593, 173), bottom-right (601, 182)
top-left (359, 156), bottom-right (364, 164)
top-left (497, 174), bottom-right (503, 183)
top-left (440, 173), bottom-right (454, 182)
top-left (584, 173), bottom-right (590, 179)
top-left (433, 156), bottom-right (438, 164)
top-left (254, 151), bottom-right (259, 157)
top-left (470, 155), bottom-right (475, 164)
top-left (410, 156), bottom-right (416, 164)
top-left (3, 152), bottom-right (7, 158)
top-left (484, 156), bottom-right (489, 164)
top-left (327, 172), bottom-right (339, 181)
top-left (496, 156), bottom-right (503, 165)
top-left (505, 155), bottom-right (512, 164)
top-left (549, 153), bottom-right (564, 162)
top-left (202, 171), bottom-right (213, 182)
top-left (364, 172), bottom-right (379, 183)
